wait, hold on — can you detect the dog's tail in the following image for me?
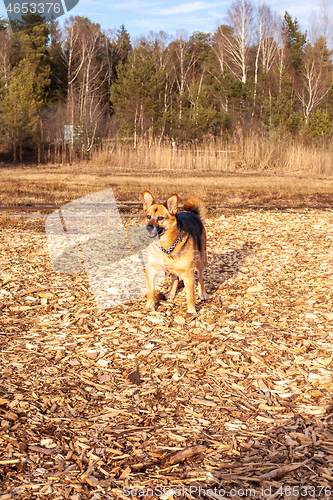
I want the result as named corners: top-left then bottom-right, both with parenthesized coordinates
top-left (183, 197), bottom-right (207, 221)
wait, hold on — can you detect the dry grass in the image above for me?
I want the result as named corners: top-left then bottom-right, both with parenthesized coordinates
top-left (1, 135), bottom-right (333, 214)
top-left (0, 214), bottom-right (45, 232)
top-left (1, 164), bottom-right (333, 209)
top-left (91, 134), bottom-right (333, 175)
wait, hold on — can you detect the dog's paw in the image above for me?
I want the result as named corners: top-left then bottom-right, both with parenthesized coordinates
top-left (200, 291), bottom-right (208, 301)
top-left (154, 291), bottom-right (167, 301)
top-left (145, 301), bottom-right (155, 311)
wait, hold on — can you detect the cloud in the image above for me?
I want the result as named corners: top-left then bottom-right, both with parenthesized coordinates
top-left (133, 14), bottom-right (218, 32)
top-left (112, 0), bottom-right (160, 12)
top-left (93, 0), bottom-right (229, 36)
top-left (0, 0), bottom-right (317, 39)
top-left (155, 1), bottom-right (213, 16)
top-left (111, 0), bottom-right (227, 18)
top-left (268, 0), bottom-right (314, 26)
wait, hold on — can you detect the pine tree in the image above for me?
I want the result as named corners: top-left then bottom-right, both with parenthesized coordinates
top-left (10, 12), bottom-right (51, 104)
top-left (282, 12), bottom-right (307, 76)
top-left (110, 41), bottom-right (165, 145)
top-left (115, 25), bottom-right (132, 70)
top-left (0, 59), bottom-right (39, 161)
top-left (47, 20), bottom-right (67, 102)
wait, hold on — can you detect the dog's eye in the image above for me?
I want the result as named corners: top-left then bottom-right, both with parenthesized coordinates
top-left (147, 214), bottom-right (151, 220)
top-left (157, 216), bottom-right (164, 221)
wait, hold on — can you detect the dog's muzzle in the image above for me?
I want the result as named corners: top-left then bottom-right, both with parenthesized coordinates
top-left (146, 224), bottom-right (157, 238)
top-left (146, 225), bottom-right (165, 238)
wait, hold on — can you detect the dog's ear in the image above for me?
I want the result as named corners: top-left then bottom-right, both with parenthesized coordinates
top-left (143, 191), bottom-right (155, 211)
top-left (165, 194), bottom-right (178, 215)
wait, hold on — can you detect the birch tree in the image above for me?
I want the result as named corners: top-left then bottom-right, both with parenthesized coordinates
top-left (214, 25), bottom-right (229, 75)
top-left (60, 17), bottom-right (85, 129)
top-left (146, 31), bottom-right (173, 142)
top-left (253, 4), bottom-right (279, 111)
top-left (172, 31), bottom-right (194, 122)
top-left (0, 18), bottom-right (10, 84)
top-left (104, 29), bottom-right (118, 92)
top-left (309, 0), bottom-right (333, 51)
top-left (76, 22), bottom-right (109, 150)
top-left (211, 25), bottom-right (234, 112)
top-left (276, 21), bottom-right (287, 93)
top-left (224, 0), bottom-right (254, 84)
top-left (297, 38), bottom-right (333, 122)
top-left (261, 7), bottom-right (280, 74)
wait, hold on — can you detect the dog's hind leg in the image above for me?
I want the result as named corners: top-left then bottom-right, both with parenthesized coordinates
top-left (198, 229), bottom-right (207, 301)
top-left (165, 275), bottom-right (179, 300)
top-left (197, 262), bottom-right (207, 301)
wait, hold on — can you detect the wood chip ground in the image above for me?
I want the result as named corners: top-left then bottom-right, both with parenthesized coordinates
top-left (1, 209), bottom-right (333, 499)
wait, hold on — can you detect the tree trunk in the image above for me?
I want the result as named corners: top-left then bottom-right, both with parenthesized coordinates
top-left (133, 105), bottom-right (138, 149)
top-left (253, 43), bottom-right (261, 117)
top-left (13, 139), bottom-right (16, 163)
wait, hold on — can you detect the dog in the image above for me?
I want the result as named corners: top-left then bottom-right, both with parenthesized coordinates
top-left (143, 191), bottom-right (207, 318)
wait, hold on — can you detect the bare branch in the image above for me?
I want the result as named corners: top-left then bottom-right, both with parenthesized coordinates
top-left (296, 41), bottom-right (333, 120)
top-left (223, 0), bottom-right (255, 84)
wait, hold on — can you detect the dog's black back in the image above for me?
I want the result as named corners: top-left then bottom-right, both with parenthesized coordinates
top-left (178, 212), bottom-right (204, 253)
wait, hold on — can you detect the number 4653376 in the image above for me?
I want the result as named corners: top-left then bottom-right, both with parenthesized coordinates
top-left (6, 3), bottom-right (61, 14)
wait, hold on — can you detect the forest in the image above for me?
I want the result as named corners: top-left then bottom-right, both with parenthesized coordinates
top-left (0, 0), bottom-right (333, 162)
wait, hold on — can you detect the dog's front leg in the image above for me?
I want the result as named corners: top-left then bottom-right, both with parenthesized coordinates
top-left (183, 274), bottom-right (197, 316)
top-left (146, 266), bottom-right (157, 310)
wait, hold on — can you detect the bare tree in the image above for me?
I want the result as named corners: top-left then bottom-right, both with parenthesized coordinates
top-left (147, 31), bottom-right (173, 142)
top-left (275, 22), bottom-right (287, 94)
top-left (210, 25), bottom-right (235, 113)
top-left (297, 39), bottom-right (333, 121)
top-left (309, 0), bottom-right (333, 51)
top-left (172, 31), bottom-right (194, 122)
top-left (147, 30), bottom-right (171, 70)
top-left (60, 17), bottom-right (86, 132)
top-left (78, 23), bottom-right (109, 150)
top-left (253, 4), bottom-right (265, 111)
top-left (59, 18), bottom-right (110, 150)
top-left (253, 4), bottom-right (280, 111)
top-left (261, 8), bottom-right (280, 74)
top-left (213, 25), bottom-right (234, 76)
top-left (0, 25), bottom-right (11, 84)
top-left (188, 70), bottom-right (205, 127)
top-left (224, 0), bottom-right (255, 84)
top-left (103, 29), bottom-right (118, 91)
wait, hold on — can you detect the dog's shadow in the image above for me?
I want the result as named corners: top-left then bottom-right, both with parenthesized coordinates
top-left (156, 241), bottom-right (255, 313)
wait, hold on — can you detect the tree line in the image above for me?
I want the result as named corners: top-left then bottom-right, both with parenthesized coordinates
top-left (0, 0), bottom-right (333, 161)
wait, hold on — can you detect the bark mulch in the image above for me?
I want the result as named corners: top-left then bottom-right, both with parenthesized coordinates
top-left (1, 208), bottom-right (333, 499)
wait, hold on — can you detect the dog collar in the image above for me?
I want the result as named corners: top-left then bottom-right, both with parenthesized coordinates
top-left (155, 231), bottom-right (181, 257)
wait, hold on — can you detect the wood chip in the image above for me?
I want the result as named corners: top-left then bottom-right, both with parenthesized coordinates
top-left (2, 209), bottom-right (333, 496)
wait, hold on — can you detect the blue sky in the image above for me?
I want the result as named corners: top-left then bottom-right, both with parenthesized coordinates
top-left (0, 0), bottom-right (322, 39)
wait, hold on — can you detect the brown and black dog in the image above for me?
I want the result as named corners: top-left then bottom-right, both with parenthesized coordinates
top-left (143, 191), bottom-right (207, 318)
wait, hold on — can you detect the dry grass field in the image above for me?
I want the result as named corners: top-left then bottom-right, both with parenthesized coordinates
top-left (1, 152), bottom-right (333, 499)
top-left (0, 135), bottom-right (333, 212)
top-left (1, 157), bottom-right (333, 215)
